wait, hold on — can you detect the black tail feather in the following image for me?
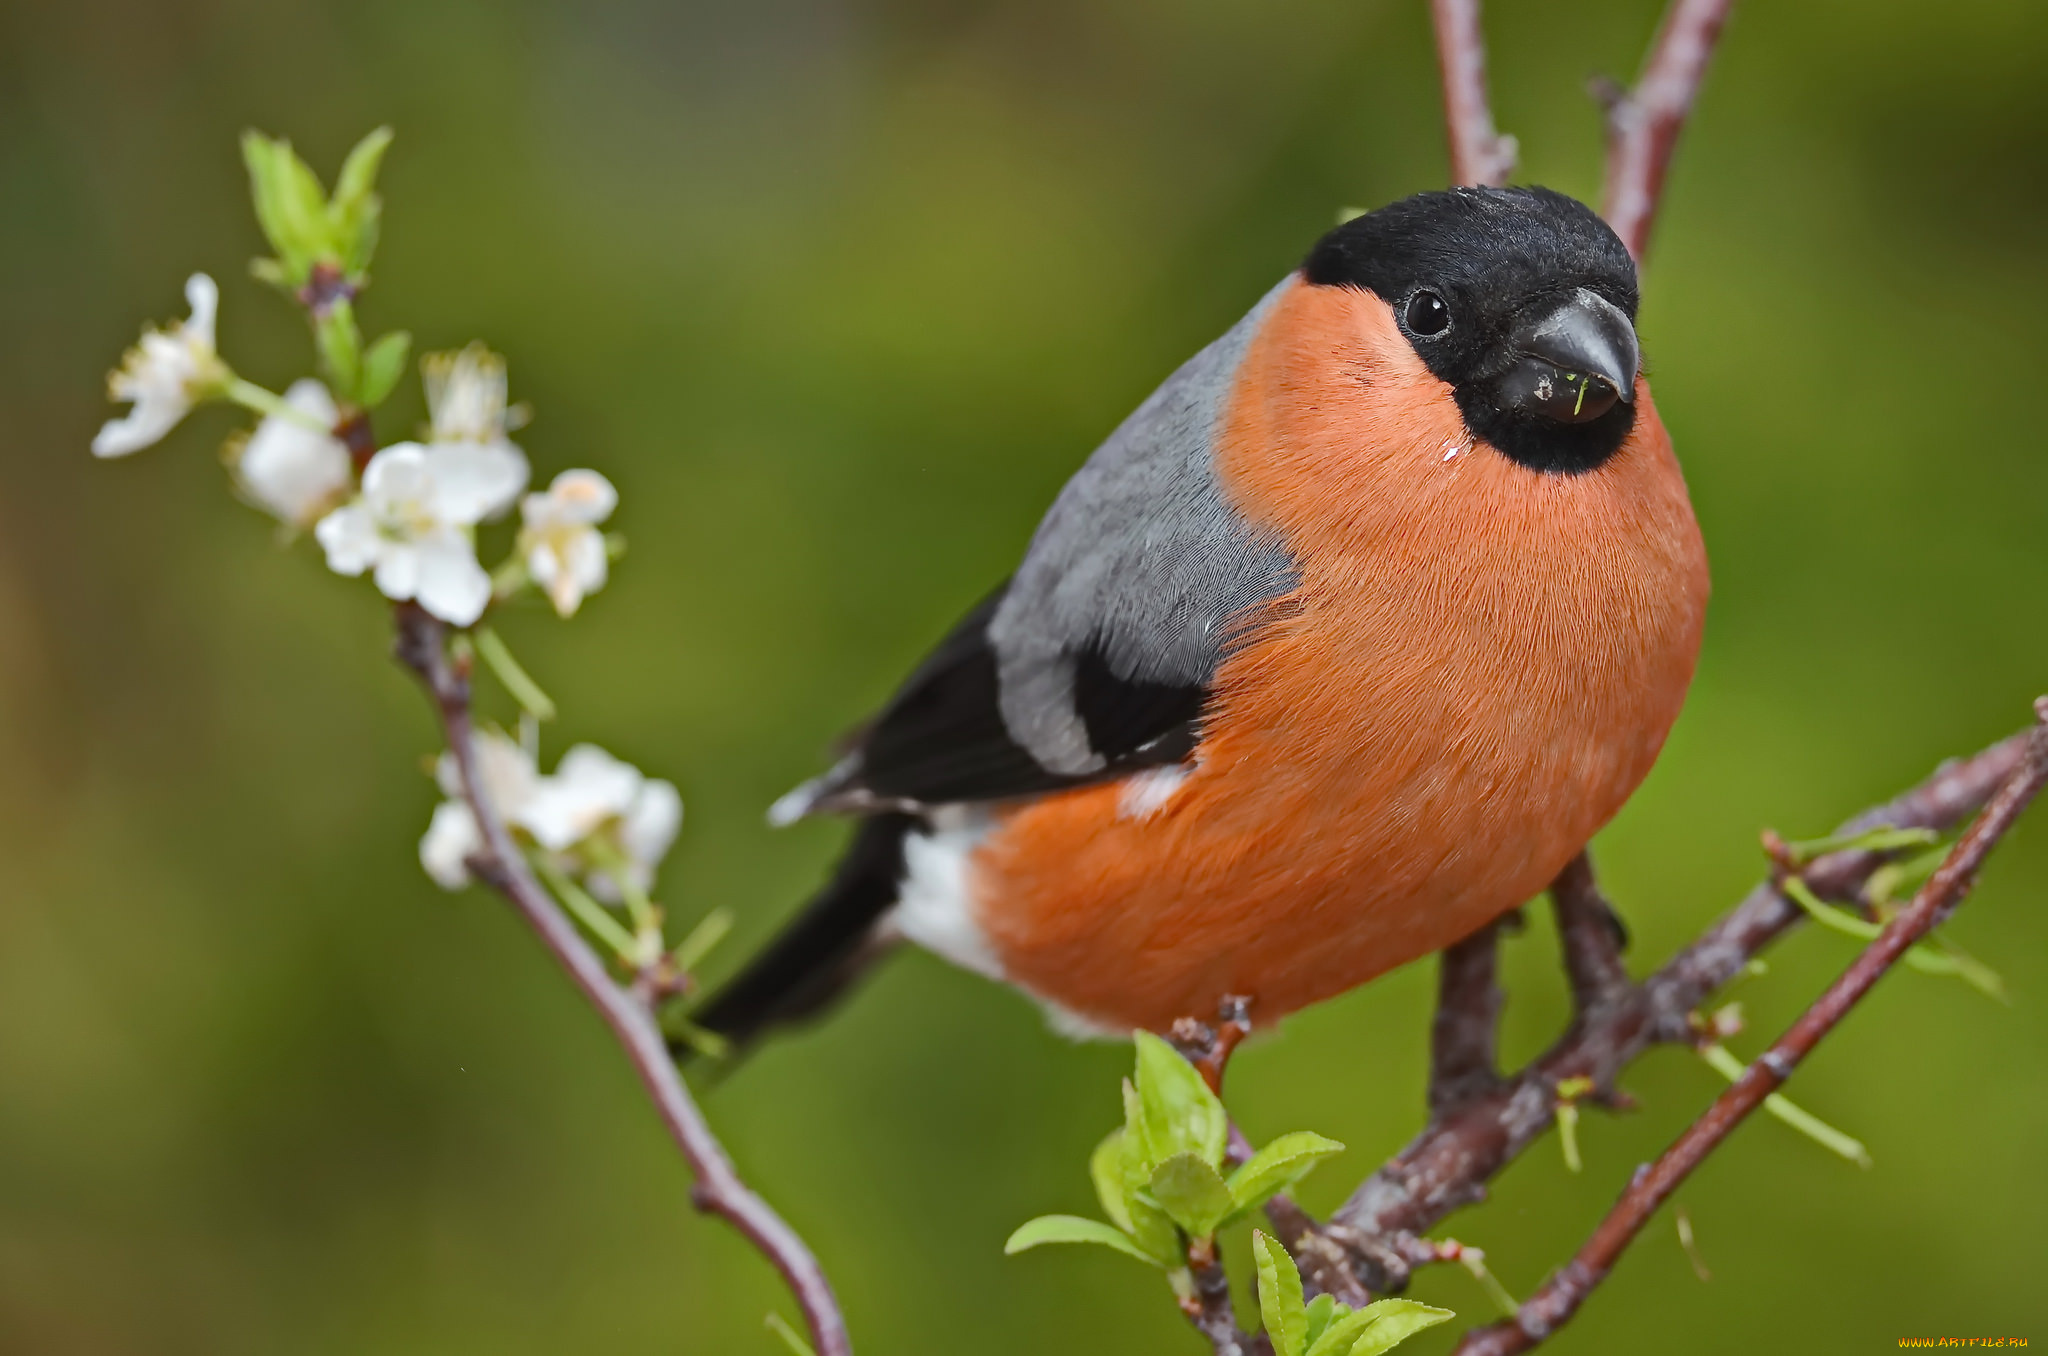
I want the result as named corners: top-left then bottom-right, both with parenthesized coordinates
top-left (686, 812), bottom-right (916, 1062)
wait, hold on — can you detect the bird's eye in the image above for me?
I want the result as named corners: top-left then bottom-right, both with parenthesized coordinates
top-left (1405, 290), bottom-right (1450, 337)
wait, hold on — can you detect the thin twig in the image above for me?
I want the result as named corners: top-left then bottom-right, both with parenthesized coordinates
top-left (1599, 0), bottom-right (1736, 261)
top-left (391, 604), bottom-right (852, 1356)
top-left (1430, 922), bottom-right (1507, 1114)
top-left (1454, 710), bottom-right (2048, 1355)
top-left (1429, 0), bottom-right (1517, 186)
top-left (1315, 727), bottom-right (2030, 1292)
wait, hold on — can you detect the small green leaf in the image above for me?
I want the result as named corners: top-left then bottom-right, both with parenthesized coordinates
top-left (1090, 1130), bottom-right (1135, 1234)
top-left (359, 330), bottom-right (413, 409)
top-left (764, 1312), bottom-right (817, 1356)
top-left (1305, 1307), bottom-right (1378, 1356)
top-left (1780, 876), bottom-right (1882, 940)
top-left (1226, 1131), bottom-right (1346, 1220)
top-left (1556, 1101), bottom-right (1582, 1173)
top-left (1133, 1031), bottom-right (1227, 1167)
top-left (315, 300), bottom-right (363, 400)
top-left (1004, 1215), bottom-right (1162, 1267)
top-left (1697, 1043), bottom-right (1871, 1168)
top-left (670, 907), bottom-right (734, 977)
top-left (1302, 1293), bottom-right (1342, 1351)
top-left (1778, 825), bottom-right (1941, 865)
top-left (1344, 1299), bottom-right (1457, 1355)
top-left (242, 134), bottom-right (307, 276)
top-left (331, 127), bottom-right (393, 221)
top-left (1867, 843), bottom-right (1951, 905)
top-left (1109, 1088), bottom-right (1184, 1265)
top-left (1783, 878), bottom-right (2000, 998)
top-left (664, 1014), bottom-right (731, 1061)
top-left (1252, 1231), bottom-right (1308, 1356)
top-left (1147, 1152), bottom-right (1234, 1240)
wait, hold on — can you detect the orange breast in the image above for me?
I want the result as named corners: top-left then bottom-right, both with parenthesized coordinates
top-left (972, 277), bottom-right (1709, 1034)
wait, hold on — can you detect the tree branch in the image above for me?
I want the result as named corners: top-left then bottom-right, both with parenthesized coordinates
top-left (1183, 1238), bottom-right (1273, 1356)
top-left (1430, 0), bottom-right (1518, 186)
top-left (1308, 724), bottom-right (2031, 1298)
top-left (1599, 0), bottom-right (1736, 261)
top-left (1454, 708), bottom-right (2048, 1355)
top-left (1430, 921), bottom-right (1508, 1114)
top-left (391, 604), bottom-right (852, 1356)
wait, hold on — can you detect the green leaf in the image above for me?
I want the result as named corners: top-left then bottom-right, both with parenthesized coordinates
top-left (331, 127), bottom-right (393, 221)
top-left (1342, 1299), bottom-right (1457, 1356)
top-left (330, 127), bottom-right (393, 277)
top-left (670, 907), bottom-right (734, 977)
top-left (359, 330), bottom-right (413, 409)
top-left (1305, 1308), bottom-right (1374, 1356)
top-left (1778, 824), bottom-right (1940, 865)
top-left (663, 1014), bottom-right (730, 1061)
top-left (279, 143), bottom-right (334, 255)
top-left (764, 1312), bottom-right (816, 1356)
top-left (1302, 1293), bottom-right (1341, 1351)
top-left (1120, 1077), bottom-right (1154, 1164)
top-left (315, 299), bottom-right (363, 401)
top-left (1147, 1152), bottom-right (1234, 1240)
top-left (1225, 1131), bottom-right (1346, 1220)
top-left (1004, 1215), bottom-right (1162, 1268)
top-left (1782, 878), bottom-right (2000, 999)
top-left (1133, 1031), bottom-right (1227, 1168)
top-left (1090, 1130), bottom-right (1135, 1234)
top-left (1556, 1100), bottom-right (1582, 1173)
top-left (1109, 1089), bottom-right (1185, 1265)
top-left (1252, 1231), bottom-right (1308, 1356)
top-left (1697, 1043), bottom-right (1871, 1168)
top-left (1867, 843), bottom-right (1951, 905)
top-left (242, 134), bottom-right (303, 276)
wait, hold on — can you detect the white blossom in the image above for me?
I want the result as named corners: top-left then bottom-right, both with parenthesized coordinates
top-left (232, 379), bottom-right (353, 526)
top-left (417, 732), bottom-right (540, 890)
top-left (93, 274), bottom-right (228, 458)
top-left (420, 343), bottom-right (528, 516)
top-left (520, 744), bottom-right (682, 900)
top-left (415, 736), bottom-right (681, 900)
top-left (313, 441), bottom-right (524, 625)
top-left (519, 469), bottom-right (616, 616)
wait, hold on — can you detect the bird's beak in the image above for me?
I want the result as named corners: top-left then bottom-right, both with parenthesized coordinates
top-left (1496, 287), bottom-right (1640, 424)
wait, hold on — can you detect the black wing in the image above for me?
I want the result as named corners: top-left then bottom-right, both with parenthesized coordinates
top-left (790, 580), bottom-right (1209, 814)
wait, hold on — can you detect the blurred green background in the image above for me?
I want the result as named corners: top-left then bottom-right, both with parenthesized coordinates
top-left (2, 0), bottom-right (2045, 1351)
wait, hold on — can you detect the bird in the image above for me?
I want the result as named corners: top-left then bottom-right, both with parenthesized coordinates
top-left (693, 185), bottom-right (1708, 1055)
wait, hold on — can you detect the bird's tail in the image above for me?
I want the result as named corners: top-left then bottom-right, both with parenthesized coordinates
top-left (685, 812), bottom-right (916, 1064)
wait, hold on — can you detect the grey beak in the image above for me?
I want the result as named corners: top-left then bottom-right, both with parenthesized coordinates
top-left (1513, 287), bottom-right (1640, 404)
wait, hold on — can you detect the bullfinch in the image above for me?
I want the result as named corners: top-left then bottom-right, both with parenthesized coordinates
top-left (695, 185), bottom-right (1708, 1053)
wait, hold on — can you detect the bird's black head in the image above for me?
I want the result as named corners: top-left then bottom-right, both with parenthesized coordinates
top-left (1304, 186), bottom-right (1641, 475)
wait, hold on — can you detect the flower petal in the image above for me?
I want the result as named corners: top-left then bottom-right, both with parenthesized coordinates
top-left (92, 403), bottom-right (184, 458)
top-left (360, 442), bottom-right (432, 506)
top-left (419, 800), bottom-right (481, 889)
top-left (623, 779), bottom-right (683, 869)
top-left (183, 273), bottom-right (220, 348)
top-left (236, 379), bottom-right (351, 524)
top-left (373, 541), bottom-right (423, 602)
top-left (411, 529), bottom-right (492, 625)
top-left (427, 441), bottom-right (529, 523)
top-left (550, 469), bottom-right (618, 525)
top-left (313, 504), bottom-right (383, 576)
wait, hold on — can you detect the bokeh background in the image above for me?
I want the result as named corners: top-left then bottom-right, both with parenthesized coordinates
top-left (2, 0), bottom-right (2045, 1351)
